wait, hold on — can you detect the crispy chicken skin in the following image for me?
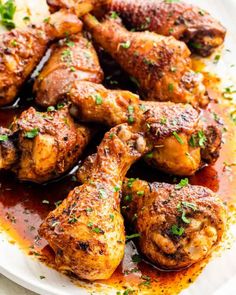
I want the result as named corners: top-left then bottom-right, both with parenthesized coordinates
top-left (122, 178), bottom-right (226, 269)
top-left (83, 14), bottom-right (208, 106)
top-left (106, 0), bottom-right (226, 57)
top-left (0, 9), bottom-right (82, 106)
top-left (0, 106), bottom-right (91, 183)
top-left (39, 124), bottom-right (148, 280)
top-left (34, 34), bottom-right (104, 107)
top-left (69, 81), bottom-right (222, 175)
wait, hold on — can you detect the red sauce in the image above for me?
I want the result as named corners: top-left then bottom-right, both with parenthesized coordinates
top-left (0, 60), bottom-right (235, 294)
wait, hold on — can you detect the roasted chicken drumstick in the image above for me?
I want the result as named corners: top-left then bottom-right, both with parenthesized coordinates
top-left (0, 106), bottom-right (91, 183)
top-left (40, 106), bottom-right (224, 280)
top-left (106, 0), bottom-right (226, 57)
top-left (39, 123), bottom-right (147, 280)
top-left (34, 33), bottom-right (104, 107)
top-left (69, 81), bottom-right (221, 176)
top-left (78, 160), bottom-right (226, 269)
top-left (122, 178), bottom-right (226, 269)
top-left (82, 14), bottom-right (207, 106)
top-left (0, 9), bottom-right (82, 106)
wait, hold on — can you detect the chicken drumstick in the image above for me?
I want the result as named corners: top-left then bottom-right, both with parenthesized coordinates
top-left (0, 9), bottom-right (82, 106)
top-left (106, 0), bottom-right (226, 57)
top-left (83, 14), bottom-right (207, 106)
top-left (0, 106), bottom-right (91, 183)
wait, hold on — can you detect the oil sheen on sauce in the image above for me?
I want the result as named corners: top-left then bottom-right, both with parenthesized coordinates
top-left (0, 59), bottom-right (235, 295)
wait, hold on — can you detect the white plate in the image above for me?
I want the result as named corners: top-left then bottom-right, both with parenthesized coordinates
top-left (0, 0), bottom-right (236, 294)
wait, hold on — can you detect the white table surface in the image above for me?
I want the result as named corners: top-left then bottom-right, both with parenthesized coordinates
top-left (0, 275), bottom-right (37, 295)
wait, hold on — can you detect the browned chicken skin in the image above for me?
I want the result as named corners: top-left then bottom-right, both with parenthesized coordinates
top-left (83, 14), bottom-right (208, 106)
top-left (0, 9), bottom-right (82, 106)
top-left (39, 123), bottom-right (148, 280)
top-left (78, 160), bottom-right (226, 269)
top-left (122, 178), bottom-right (226, 269)
top-left (34, 33), bottom-right (104, 107)
top-left (106, 0), bottom-right (226, 56)
top-left (0, 106), bottom-right (91, 183)
top-left (69, 81), bottom-right (221, 175)
top-left (40, 108), bottom-right (223, 279)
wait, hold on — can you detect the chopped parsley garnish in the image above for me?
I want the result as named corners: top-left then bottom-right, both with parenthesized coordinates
top-left (40, 276), bottom-right (45, 280)
top-left (114, 185), bottom-right (120, 192)
top-left (23, 16), bottom-right (30, 22)
top-left (57, 102), bottom-right (65, 109)
top-left (181, 210), bottom-right (191, 224)
top-left (110, 11), bottom-right (119, 19)
top-left (176, 178), bottom-right (189, 189)
top-left (160, 117), bottom-right (167, 125)
top-left (145, 152), bottom-right (153, 159)
top-left (127, 178), bottom-right (136, 188)
top-left (139, 275), bottom-right (152, 287)
top-left (123, 289), bottom-right (135, 295)
top-left (61, 49), bottom-right (73, 64)
top-left (0, 134), bottom-right (8, 141)
top-left (128, 105), bottom-right (135, 124)
top-left (0, 0), bottom-right (16, 29)
top-left (132, 254), bottom-right (142, 263)
top-left (172, 131), bottom-right (184, 144)
top-left (87, 222), bottom-right (93, 227)
top-left (47, 106), bottom-right (55, 112)
top-left (230, 111), bottom-right (236, 124)
top-left (181, 201), bottom-right (197, 211)
top-left (213, 54), bottom-right (221, 64)
top-left (137, 191), bottom-right (144, 196)
top-left (170, 66), bottom-right (177, 72)
top-left (126, 233), bottom-right (141, 242)
top-left (189, 131), bottom-right (206, 148)
top-left (110, 214), bottom-right (114, 221)
top-left (25, 128), bottom-right (39, 139)
top-left (189, 42), bottom-right (202, 49)
top-left (171, 224), bottom-right (184, 236)
top-left (177, 201), bottom-right (197, 224)
top-left (92, 227), bottom-right (103, 234)
top-left (68, 215), bottom-right (78, 224)
top-left (86, 207), bottom-right (92, 213)
top-left (92, 93), bottom-right (103, 105)
top-left (10, 39), bottom-right (17, 46)
top-left (66, 40), bottom-right (74, 47)
top-left (124, 195), bottom-right (133, 202)
top-left (98, 188), bottom-right (107, 199)
top-left (120, 40), bottom-right (131, 49)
